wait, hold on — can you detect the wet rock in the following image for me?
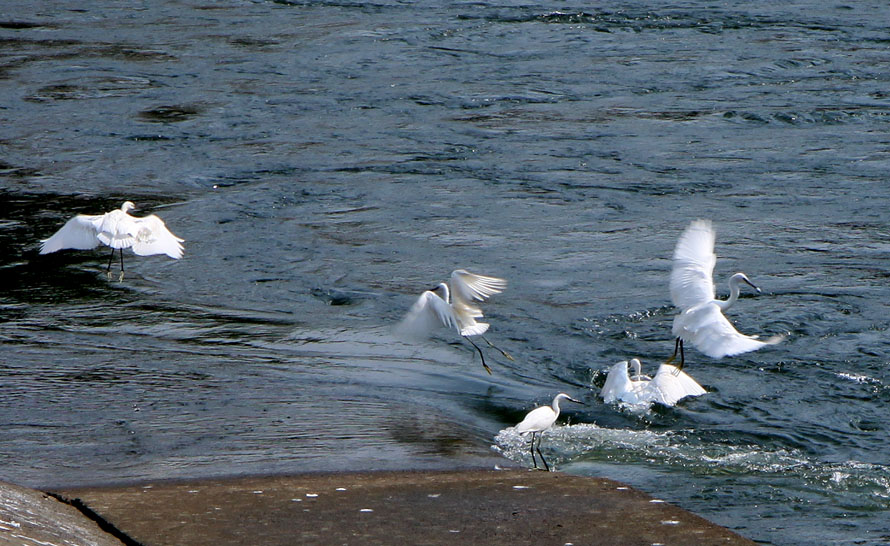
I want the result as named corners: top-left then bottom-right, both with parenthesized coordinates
top-left (0, 481), bottom-right (123, 546)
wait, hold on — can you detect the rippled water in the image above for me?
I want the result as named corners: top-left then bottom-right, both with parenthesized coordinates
top-left (2, 1), bottom-right (890, 544)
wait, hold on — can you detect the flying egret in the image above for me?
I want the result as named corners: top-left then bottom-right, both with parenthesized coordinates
top-left (668, 219), bottom-right (783, 368)
top-left (515, 392), bottom-right (582, 471)
top-left (397, 269), bottom-right (511, 374)
top-left (40, 201), bottom-right (184, 281)
top-left (601, 358), bottom-right (706, 407)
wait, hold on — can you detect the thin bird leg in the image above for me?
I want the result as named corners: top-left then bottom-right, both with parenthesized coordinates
top-left (676, 339), bottom-right (685, 371)
top-left (668, 338), bottom-right (686, 375)
top-left (665, 337), bottom-right (681, 365)
top-left (106, 247), bottom-right (116, 279)
top-left (463, 336), bottom-right (492, 375)
top-left (118, 249), bottom-right (125, 282)
top-left (529, 432), bottom-right (538, 469)
top-left (535, 433), bottom-right (550, 472)
top-left (481, 335), bottom-right (514, 361)
top-left (664, 337), bottom-right (683, 368)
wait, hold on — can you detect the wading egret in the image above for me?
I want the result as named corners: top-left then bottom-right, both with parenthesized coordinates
top-left (515, 392), bottom-right (582, 471)
top-left (40, 201), bottom-right (184, 281)
top-left (397, 269), bottom-right (511, 374)
top-left (668, 219), bottom-right (783, 368)
top-left (601, 358), bottom-right (706, 407)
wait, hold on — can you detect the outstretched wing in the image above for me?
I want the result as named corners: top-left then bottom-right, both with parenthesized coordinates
top-left (673, 304), bottom-right (782, 359)
top-left (39, 215), bottom-right (102, 254)
top-left (649, 364), bottom-right (706, 406)
top-left (449, 270), bottom-right (506, 307)
top-left (396, 291), bottom-right (458, 338)
top-left (128, 214), bottom-right (185, 258)
top-left (600, 361), bottom-right (632, 404)
top-left (670, 219), bottom-right (716, 311)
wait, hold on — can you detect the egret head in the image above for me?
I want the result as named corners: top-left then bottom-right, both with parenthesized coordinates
top-left (731, 272), bottom-right (760, 293)
top-left (121, 201), bottom-right (136, 212)
top-left (430, 282), bottom-right (449, 301)
top-left (554, 392), bottom-right (583, 405)
top-left (629, 358), bottom-right (643, 377)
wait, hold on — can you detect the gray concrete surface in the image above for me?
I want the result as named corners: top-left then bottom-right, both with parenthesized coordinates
top-left (54, 469), bottom-right (755, 545)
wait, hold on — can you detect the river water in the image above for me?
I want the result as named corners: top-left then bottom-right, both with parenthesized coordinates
top-left (2, 1), bottom-right (889, 544)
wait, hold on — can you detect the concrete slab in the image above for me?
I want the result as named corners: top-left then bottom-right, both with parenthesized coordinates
top-left (55, 469), bottom-right (755, 545)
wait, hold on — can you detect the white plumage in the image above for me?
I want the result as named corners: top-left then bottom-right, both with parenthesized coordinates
top-left (398, 269), bottom-right (508, 373)
top-left (669, 220), bottom-right (783, 364)
top-left (601, 358), bottom-right (706, 408)
top-left (40, 201), bottom-right (184, 280)
top-left (515, 392), bottom-right (581, 471)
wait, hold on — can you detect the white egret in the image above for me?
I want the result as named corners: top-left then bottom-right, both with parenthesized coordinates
top-left (515, 392), bottom-right (582, 471)
top-left (40, 201), bottom-right (184, 281)
top-left (668, 219), bottom-right (783, 368)
top-left (601, 358), bottom-right (706, 407)
top-left (397, 269), bottom-right (511, 374)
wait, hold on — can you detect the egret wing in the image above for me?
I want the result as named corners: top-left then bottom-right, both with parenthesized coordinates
top-left (670, 219), bottom-right (717, 310)
top-left (452, 300), bottom-right (490, 336)
top-left (673, 303), bottom-right (780, 359)
top-left (450, 269), bottom-right (506, 306)
top-left (515, 406), bottom-right (554, 434)
top-left (601, 361), bottom-right (655, 405)
top-left (649, 364), bottom-right (706, 406)
top-left (129, 215), bottom-right (185, 258)
top-left (600, 361), bottom-right (631, 404)
top-left (39, 215), bottom-right (102, 254)
top-left (396, 291), bottom-right (458, 338)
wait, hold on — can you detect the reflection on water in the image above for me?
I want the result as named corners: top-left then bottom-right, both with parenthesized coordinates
top-left (2, 0), bottom-right (890, 544)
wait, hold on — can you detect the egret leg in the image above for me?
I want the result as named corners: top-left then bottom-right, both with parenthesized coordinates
top-left (535, 433), bottom-right (550, 472)
top-left (676, 339), bottom-right (685, 371)
top-left (118, 249), bottom-right (125, 282)
top-left (463, 336), bottom-right (492, 375)
top-left (106, 248), bottom-right (116, 280)
top-left (665, 337), bottom-right (680, 364)
top-left (481, 335), bottom-right (513, 361)
top-left (529, 432), bottom-right (538, 469)
top-left (665, 337), bottom-right (686, 370)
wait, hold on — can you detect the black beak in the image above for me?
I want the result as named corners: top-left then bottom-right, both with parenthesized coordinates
top-left (744, 278), bottom-right (761, 293)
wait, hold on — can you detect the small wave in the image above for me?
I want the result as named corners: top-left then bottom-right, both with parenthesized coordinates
top-left (835, 371), bottom-right (883, 385)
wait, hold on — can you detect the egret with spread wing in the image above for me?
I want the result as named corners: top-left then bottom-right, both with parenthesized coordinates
top-left (668, 220), bottom-right (783, 368)
top-left (398, 269), bottom-right (511, 374)
top-left (601, 358), bottom-right (706, 408)
top-left (40, 201), bottom-right (184, 281)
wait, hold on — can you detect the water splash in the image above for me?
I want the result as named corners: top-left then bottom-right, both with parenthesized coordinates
top-left (493, 423), bottom-right (890, 509)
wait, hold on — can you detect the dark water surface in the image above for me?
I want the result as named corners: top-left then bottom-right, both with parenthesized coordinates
top-left (2, 1), bottom-right (890, 544)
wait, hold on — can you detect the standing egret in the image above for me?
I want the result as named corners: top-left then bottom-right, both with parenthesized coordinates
top-left (40, 201), bottom-right (184, 281)
top-left (397, 269), bottom-right (511, 374)
top-left (515, 392), bottom-right (582, 471)
top-left (668, 219), bottom-right (783, 368)
top-left (601, 358), bottom-right (706, 407)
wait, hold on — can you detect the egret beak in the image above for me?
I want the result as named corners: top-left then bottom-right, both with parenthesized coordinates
top-left (743, 278), bottom-right (761, 293)
top-left (567, 396), bottom-right (584, 405)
